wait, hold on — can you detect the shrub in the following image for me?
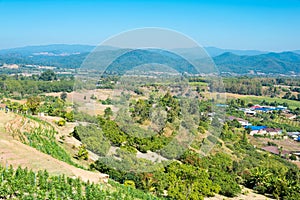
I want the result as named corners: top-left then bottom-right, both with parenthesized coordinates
top-left (56, 119), bottom-right (66, 126)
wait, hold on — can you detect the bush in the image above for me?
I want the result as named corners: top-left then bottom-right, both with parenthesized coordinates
top-left (56, 119), bottom-right (66, 126)
top-left (290, 154), bottom-right (297, 161)
top-left (77, 144), bottom-right (88, 160)
top-left (124, 180), bottom-right (136, 188)
top-left (120, 145), bottom-right (137, 154)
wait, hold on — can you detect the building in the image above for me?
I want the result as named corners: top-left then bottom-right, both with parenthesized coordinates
top-left (287, 132), bottom-right (299, 140)
top-left (251, 105), bottom-right (288, 113)
top-left (245, 125), bottom-right (267, 136)
top-left (239, 108), bottom-right (256, 115)
top-left (227, 116), bottom-right (252, 127)
top-left (265, 128), bottom-right (282, 136)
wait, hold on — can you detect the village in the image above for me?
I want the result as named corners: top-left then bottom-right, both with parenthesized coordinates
top-left (225, 103), bottom-right (300, 162)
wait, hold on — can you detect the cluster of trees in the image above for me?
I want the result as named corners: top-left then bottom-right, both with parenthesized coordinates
top-left (0, 72), bottom-right (74, 99)
top-left (97, 116), bottom-right (171, 154)
top-left (207, 77), bottom-right (300, 99)
top-left (4, 95), bottom-right (74, 123)
top-left (94, 151), bottom-right (242, 199)
top-left (223, 78), bottom-right (262, 96)
top-left (130, 92), bottom-right (180, 124)
top-left (73, 125), bottom-right (110, 156)
top-left (88, 110), bottom-right (300, 199)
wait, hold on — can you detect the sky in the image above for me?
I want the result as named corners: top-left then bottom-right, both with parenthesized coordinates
top-left (0, 0), bottom-right (300, 51)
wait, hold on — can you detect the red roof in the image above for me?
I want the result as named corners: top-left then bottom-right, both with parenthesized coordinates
top-left (251, 105), bottom-right (262, 109)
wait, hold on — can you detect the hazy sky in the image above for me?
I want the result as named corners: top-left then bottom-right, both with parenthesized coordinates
top-left (0, 0), bottom-right (299, 51)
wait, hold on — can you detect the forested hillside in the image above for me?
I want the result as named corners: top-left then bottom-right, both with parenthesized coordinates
top-left (1, 45), bottom-right (300, 75)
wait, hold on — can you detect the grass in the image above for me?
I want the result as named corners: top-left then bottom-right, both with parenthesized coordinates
top-left (188, 82), bottom-right (208, 86)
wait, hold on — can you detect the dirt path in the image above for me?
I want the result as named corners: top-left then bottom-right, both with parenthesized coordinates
top-left (205, 187), bottom-right (274, 200)
top-left (0, 110), bottom-right (108, 183)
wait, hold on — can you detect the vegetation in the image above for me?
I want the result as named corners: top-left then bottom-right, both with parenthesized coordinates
top-left (0, 165), bottom-right (162, 199)
top-left (1, 72), bottom-right (299, 199)
top-left (0, 74), bottom-right (74, 99)
top-left (23, 126), bottom-right (79, 167)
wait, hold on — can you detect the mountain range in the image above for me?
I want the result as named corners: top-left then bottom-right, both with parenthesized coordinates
top-left (0, 44), bottom-right (299, 75)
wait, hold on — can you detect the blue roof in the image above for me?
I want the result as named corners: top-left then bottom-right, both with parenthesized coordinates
top-left (254, 107), bottom-right (285, 112)
top-left (245, 125), bottom-right (267, 130)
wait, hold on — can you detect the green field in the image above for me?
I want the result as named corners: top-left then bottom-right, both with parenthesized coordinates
top-left (239, 96), bottom-right (300, 109)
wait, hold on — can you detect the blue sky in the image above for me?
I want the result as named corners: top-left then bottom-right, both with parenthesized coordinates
top-left (0, 0), bottom-right (299, 51)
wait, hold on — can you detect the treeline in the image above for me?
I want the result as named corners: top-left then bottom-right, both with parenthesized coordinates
top-left (206, 77), bottom-right (300, 96)
top-left (0, 72), bottom-right (74, 98)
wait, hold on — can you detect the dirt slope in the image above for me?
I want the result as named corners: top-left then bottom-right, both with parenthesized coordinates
top-left (0, 110), bottom-right (108, 183)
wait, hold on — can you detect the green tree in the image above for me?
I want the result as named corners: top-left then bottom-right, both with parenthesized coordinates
top-left (60, 92), bottom-right (68, 101)
top-left (26, 96), bottom-right (41, 115)
top-left (39, 70), bottom-right (57, 81)
top-left (104, 107), bottom-right (113, 119)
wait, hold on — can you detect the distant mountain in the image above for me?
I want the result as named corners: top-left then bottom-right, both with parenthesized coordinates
top-left (0, 44), bottom-right (96, 56)
top-left (0, 44), bottom-right (299, 75)
top-left (213, 51), bottom-right (300, 74)
top-left (105, 49), bottom-right (198, 75)
top-left (205, 47), bottom-right (268, 57)
top-left (174, 47), bottom-right (268, 58)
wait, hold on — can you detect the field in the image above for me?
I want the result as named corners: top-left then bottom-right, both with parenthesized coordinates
top-left (212, 93), bottom-right (300, 109)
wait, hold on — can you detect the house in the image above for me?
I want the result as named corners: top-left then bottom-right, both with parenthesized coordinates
top-left (227, 116), bottom-right (252, 127)
top-left (239, 108), bottom-right (256, 115)
top-left (265, 128), bottom-right (282, 136)
top-left (237, 118), bottom-right (252, 126)
top-left (250, 105), bottom-right (262, 109)
top-left (245, 125), bottom-right (267, 136)
top-left (244, 109), bottom-right (256, 115)
top-left (251, 105), bottom-right (287, 113)
top-left (287, 132), bottom-right (300, 140)
top-left (276, 106), bottom-right (288, 110)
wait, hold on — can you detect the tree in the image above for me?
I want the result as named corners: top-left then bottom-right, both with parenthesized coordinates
top-left (26, 96), bottom-right (41, 115)
top-left (39, 70), bottom-right (57, 81)
top-left (104, 107), bottom-right (113, 119)
top-left (60, 92), bottom-right (68, 101)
